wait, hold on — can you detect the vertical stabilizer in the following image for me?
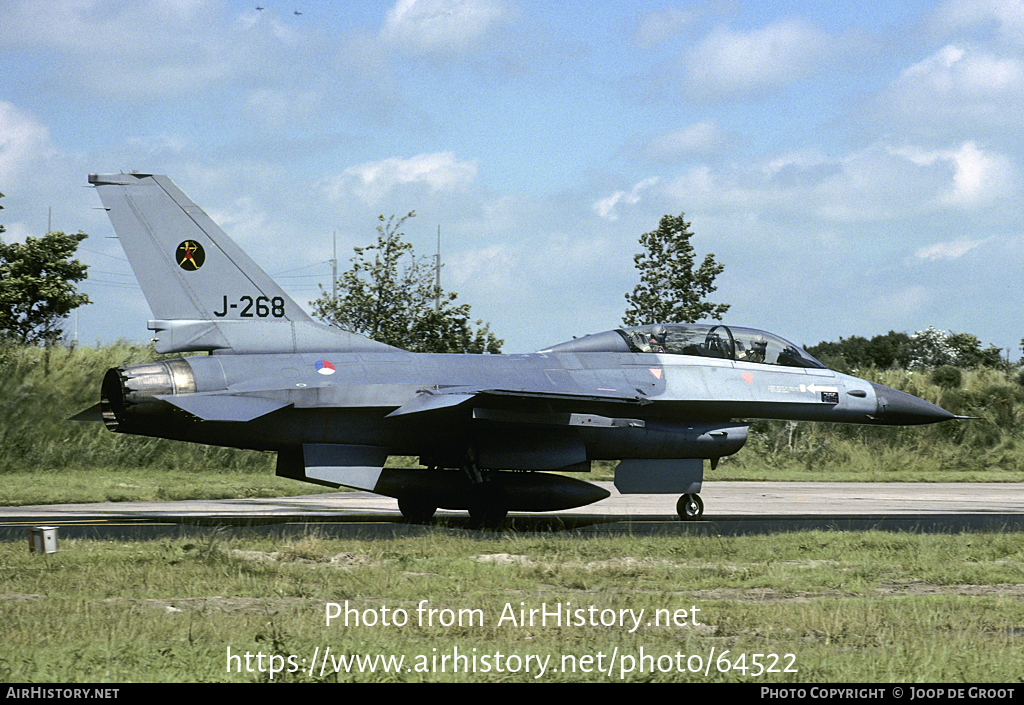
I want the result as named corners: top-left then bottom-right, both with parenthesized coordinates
top-left (89, 172), bottom-right (396, 354)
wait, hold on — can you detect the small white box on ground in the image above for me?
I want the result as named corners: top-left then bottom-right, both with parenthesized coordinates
top-left (29, 526), bottom-right (58, 554)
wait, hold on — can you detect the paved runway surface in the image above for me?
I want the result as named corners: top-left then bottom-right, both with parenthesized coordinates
top-left (2, 482), bottom-right (1022, 539)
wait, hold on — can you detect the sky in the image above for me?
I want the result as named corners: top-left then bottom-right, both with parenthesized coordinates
top-left (1, 0), bottom-right (1022, 358)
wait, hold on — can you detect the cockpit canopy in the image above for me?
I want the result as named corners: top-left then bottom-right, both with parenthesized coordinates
top-left (542, 323), bottom-right (825, 369)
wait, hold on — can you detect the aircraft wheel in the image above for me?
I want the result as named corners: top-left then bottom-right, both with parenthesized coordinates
top-left (676, 493), bottom-right (704, 521)
top-left (398, 496), bottom-right (437, 524)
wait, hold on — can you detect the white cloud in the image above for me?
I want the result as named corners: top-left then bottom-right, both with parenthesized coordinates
top-left (915, 238), bottom-right (987, 261)
top-left (892, 141), bottom-right (1016, 208)
top-left (632, 7), bottom-right (698, 49)
top-left (869, 286), bottom-right (934, 319)
top-left (944, 142), bottom-right (1016, 207)
top-left (872, 44), bottom-right (1024, 141)
top-left (0, 0), bottom-right (330, 101)
top-left (641, 121), bottom-right (728, 161)
top-left (381, 0), bottom-right (513, 56)
top-left (901, 44), bottom-right (1024, 97)
top-left (245, 89), bottom-right (322, 131)
top-left (445, 243), bottom-right (517, 291)
top-left (681, 19), bottom-right (837, 99)
top-left (0, 101), bottom-right (58, 186)
top-left (593, 177), bottom-right (659, 221)
top-left (206, 197), bottom-right (270, 242)
top-left (323, 153), bottom-right (479, 204)
top-left (655, 139), bottom-right (1017, 229)
top-left (929, 0), bottom-right (1024, 46)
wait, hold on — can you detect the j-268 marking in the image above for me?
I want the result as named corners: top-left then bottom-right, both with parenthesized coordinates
top-left (213, 295), bottom-right (286, 318)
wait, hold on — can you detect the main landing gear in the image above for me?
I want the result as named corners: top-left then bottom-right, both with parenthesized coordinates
top-left (398, 496), bottom-right (437, 524)
top-left (396, 450), bottom-right (510, 528)
top-left (676, 493), bottom-right (704, 521)
top-left (397, 484), bottom-right (507, 527)
top-left (463, 449), bottom-right (508, 527)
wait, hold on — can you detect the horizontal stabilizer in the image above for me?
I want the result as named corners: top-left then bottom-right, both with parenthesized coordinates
top-left (68, 403), bottom-right (104, 422)
top-left (154, 394), bottom-right (290, 422)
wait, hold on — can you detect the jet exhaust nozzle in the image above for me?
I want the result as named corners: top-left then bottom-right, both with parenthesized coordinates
top-left (100, 359), bottom-right (197, 432)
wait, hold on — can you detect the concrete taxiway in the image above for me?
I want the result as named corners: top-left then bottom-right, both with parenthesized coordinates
top-left (1, 482), bottom-right (1022, 539)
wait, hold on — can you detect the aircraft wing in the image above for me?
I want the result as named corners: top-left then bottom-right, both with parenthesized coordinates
top-left (385, 387), bottom-right (651, 433)
top-left (154, 393), bottom-right (291, 422)
top-left (385, 386), bottom-right (651, 419)
top-left (477, 388), bottom-right (653, 405)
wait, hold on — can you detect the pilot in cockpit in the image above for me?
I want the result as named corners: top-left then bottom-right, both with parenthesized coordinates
top-left (737, 335), bottom-right (767, 363)
top-left (648, 325), bottom-right (667, 352)
top-left (630, 325), bottom-right (667, 353)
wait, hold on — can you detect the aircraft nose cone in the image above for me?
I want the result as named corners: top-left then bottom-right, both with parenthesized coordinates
top-left (869, 382), bottom-right (956, 425)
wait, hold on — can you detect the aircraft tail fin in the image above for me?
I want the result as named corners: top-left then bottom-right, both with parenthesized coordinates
top-left (89, 173), bottom-right (395, 354)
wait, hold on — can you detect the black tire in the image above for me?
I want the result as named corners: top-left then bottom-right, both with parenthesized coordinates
top-left (676, 493), bottom-right (704, 521)
top-left (398, 496), bottom-right (437, 524)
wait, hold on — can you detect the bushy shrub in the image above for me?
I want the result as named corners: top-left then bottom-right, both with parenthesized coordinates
top-left (932, 365), bottom-right (962, 389)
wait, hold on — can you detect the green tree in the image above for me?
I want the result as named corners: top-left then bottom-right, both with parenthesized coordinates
top-left (623, 212), bottom-right (729, 326)
top-left (908, 326), bottom-right (1002, 370)
top-left (807, 331), bottom-right (912, 372)
top-left (311, 212), bottom-right (502, 353)
top-left (0, 230), bottom-right (91, 345)
top-left (946, 331), bottom-right (1003, 369)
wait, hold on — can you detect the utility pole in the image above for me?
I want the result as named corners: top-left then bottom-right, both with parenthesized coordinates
top-left (332, 231), bottom-right (338, 302)
top-left (435, 225), bottom-right (441, 312)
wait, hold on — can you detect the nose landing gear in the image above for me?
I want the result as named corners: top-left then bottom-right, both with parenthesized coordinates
top-left (676, 493), bottom-right (704, 521)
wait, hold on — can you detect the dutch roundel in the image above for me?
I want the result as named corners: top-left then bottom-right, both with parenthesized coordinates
top-left (315, 360), bottom-right (336, 375)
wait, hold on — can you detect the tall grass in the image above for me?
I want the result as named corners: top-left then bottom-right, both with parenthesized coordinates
top-left (0, 341), bottom-right (272, 474)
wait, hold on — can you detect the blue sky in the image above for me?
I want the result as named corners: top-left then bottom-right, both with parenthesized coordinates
top-left (1, 0), bottom-right (1022, 358)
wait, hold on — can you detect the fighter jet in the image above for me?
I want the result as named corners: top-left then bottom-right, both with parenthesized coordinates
top-left (77, 173), bottom-right (962, 524)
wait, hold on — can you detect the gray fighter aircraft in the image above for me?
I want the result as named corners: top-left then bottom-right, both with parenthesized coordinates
top-left (76, 172), bottom-right (962, 524)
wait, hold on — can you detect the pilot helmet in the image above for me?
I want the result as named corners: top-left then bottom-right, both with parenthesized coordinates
top-left (649, 325), bottom-right (667, 345)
